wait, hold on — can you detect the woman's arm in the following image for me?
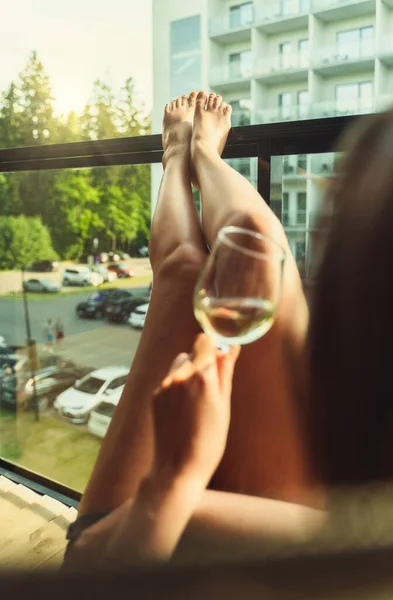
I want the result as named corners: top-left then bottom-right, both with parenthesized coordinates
top-left (93, 334), bottom-right (240, 567)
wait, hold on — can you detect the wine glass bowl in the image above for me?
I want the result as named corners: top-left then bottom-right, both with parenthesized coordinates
top-left (194, 226), bottom-right (286, 346)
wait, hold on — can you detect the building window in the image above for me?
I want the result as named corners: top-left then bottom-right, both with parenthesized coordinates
top-left (170, 16), bottom-right (201, 98)
top-left (279, 92), bottom-right (292, 119)
top-left (298, 39), bottom-right (309, 68)
top-left (296, 191), bottom-right (307, 224)
top-left (335, 81), bottom-right (373, 115)
top-left (297, 90), bottom-right (309, 119)
top-left (230, 99), bottom-right (252, 126)
top-left (279, 42), bottom-right (292, 69)
top-left (336, 26), bottom-right (374, 60)
top-left (282, 192), bottom-right (289, 225)
top-left (297, 154), bottom-right (307, 171)
top-left (229, 2), bottom-right (253, 28)
top-left (229, 50), bottom-right (252, 79)
top-left (299, 0), bottom-right (311, 11)
top-left (279, 0), bottom-right (293, 16)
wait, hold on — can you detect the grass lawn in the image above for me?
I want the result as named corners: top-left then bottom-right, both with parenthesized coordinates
top-left (2, 274), bottom-right (152, 301)
top-left (0, 409), bottom-right (101, 493)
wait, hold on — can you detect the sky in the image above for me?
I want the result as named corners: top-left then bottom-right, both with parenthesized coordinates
top-left (0, 0), bottom-right (153, 115)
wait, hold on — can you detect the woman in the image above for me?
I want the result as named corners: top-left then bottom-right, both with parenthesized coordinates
top-left (64, 91), bottom-right (315, 568)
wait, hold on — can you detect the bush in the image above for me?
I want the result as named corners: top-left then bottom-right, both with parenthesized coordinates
top-left (0, 215), bottom-right (57, 270)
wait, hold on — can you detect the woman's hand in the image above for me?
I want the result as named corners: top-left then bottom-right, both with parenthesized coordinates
top-left (151, 333), bottom-right (240, 490)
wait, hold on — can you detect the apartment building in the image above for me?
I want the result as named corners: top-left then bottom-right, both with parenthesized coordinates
top-left (152, 0), bottom-right (393, 279)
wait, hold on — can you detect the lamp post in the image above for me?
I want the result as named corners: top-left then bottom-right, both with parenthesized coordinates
top-left (21, 268), bottom-right (39, 422)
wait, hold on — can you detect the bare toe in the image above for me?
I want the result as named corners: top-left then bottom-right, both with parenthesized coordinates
top-left (164, 103), bottom-right (171, 114)
top-left (214, 95), bottom-right (223, 109)
top-left (176, 96), bottom-right (182, 108)
top-left (208, 93), bottom-right (216, 110)
top-left (181, 94), bottom-right (188, 107)
top-left (188, 91), bottom-right (197, 107)
top-left (196, 91), bottom-right (207, 111)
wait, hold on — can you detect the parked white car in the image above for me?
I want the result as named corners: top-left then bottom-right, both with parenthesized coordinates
top-left (23, 278), bottom-right (61, 293)
top-left (87, 386), bottom-right (123, 439)
top-left (53, 366), bottom-right (128, 423)
top-left (91, 265), bottom-right (117, 283)
top-left (62, 266), bottom-right (103, 287)
top-left (128, 303), bottom-right (149, 329)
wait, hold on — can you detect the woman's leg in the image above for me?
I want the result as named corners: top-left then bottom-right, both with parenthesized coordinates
top-left (192, 92), bottom-right (314, 504)
top-left (79, 93), bottom-right (207, 513)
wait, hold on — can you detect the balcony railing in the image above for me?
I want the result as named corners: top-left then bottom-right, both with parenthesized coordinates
top-left (312, 100), bottom-right (374, 119)
top-left (255, 0), bottom-right (310, 24)
top-left (312, 0), bottom-right (374, 12)
top-left (0, 112), bottom-right (365, 504)
top-left (209, 64), bottom-right (253, 86)
top-left (209, 12), bottom-right (254, 37)
top-left (256, 106), bottom-right (311, 124)
top-left (314, 41), bottom-right (375, 67)
top-left (255, 54), bottom-right (309, 78)
top-left (231, 111), bottom-right (252, 127)
top-left (282, 210), bottom-right (308, 227)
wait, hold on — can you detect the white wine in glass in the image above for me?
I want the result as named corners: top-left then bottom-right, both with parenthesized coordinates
top-left (194, 226), bottom-right (286, 347)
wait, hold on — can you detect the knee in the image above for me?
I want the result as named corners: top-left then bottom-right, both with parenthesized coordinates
top-left (155, 243), bottom-right (206, 284)
top-left (225, 210), bottom-right (279, 239)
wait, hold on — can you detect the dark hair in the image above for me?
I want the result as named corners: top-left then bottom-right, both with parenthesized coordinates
top-left (308, 108), bottom-right (393, 487)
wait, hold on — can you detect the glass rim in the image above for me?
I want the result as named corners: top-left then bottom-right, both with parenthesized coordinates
top-left (217, 226), bottom-right (286, 262)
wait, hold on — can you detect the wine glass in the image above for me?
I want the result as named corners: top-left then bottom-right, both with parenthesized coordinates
top-left (193, 226), bottom-right (286, 347)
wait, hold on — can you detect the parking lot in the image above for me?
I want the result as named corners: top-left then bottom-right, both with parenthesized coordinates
top-left (0, 260), bottom-right (155, 492)
top-left (0, 257), bottom-right (151, 296)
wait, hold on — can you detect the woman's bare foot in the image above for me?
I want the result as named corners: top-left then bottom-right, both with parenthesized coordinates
top-left (191, 91), bottom-right (232, 163)
top-left (162, 92), bottom-right (197, 169)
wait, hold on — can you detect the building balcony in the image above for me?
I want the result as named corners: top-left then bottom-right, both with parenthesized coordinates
top-left (311, 100), bottom-right (374, 118)
top-left (254, 55), bottom-right (309, 84)
top-left (312, 42), bottom-right (375, 75)
top-left (232, 111), bottom-right (252, 127)
top-left (255, 105), bottom-right (311, 124)
top-left (282, 210), bottom-right (308, 228)
top-left (376, 93), bottom-right (393, 112)
top-left (209, 13), bottom-right (253, 44)
top-left (209, 64), bottom-right (253, 92)
top-left (255, 0), bottom-right (309, 34)
top-left (310, 154), bottom-right (339, 176)
top-left (379, 36), bottom-right (393, 65)
top-left (312, 0), bottom-right (376, 22)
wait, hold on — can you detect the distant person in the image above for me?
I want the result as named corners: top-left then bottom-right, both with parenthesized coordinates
top-left (42, 319), bottom-right (54, 351)
top-left (54, 318), bottom-right (65, 348)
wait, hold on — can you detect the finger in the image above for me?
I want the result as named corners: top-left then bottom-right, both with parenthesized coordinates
top-left (160, 352), bottom-right (192, 389)
top-left (168, 352), bottom-right (190, 375)
top-left (216, 345), bottom-right (241, 395)
top-left (192, 333), bottom-right (218, 375)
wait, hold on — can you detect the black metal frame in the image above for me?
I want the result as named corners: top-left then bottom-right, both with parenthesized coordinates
top-left (0, 113), bottom-right (363, 503)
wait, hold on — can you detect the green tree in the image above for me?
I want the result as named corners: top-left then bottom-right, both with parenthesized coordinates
top-left (0, 216), bottom-right (56, 270)
top-left (0, 82), bottom-right (23, 148)
top-left (117, 77), bottom-right (151, 137)
top-left (17, 51), bottom-right (56, 145)
top-left (49, 170), bottom-right (103, 259)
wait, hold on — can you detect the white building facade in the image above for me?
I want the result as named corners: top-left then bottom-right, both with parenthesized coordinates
top-left (152, 0), bottom-right (393, 280)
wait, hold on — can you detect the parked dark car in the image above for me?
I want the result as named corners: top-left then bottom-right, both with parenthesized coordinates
top-left (0, 364), bottom-right (91, 413)
top-left (0, 351), bottom-right (76, 379)
top-left (105, 289), bottom-right (151, 323)
top-left (107, 263), bottom-right (135, 278)
top-left (26, 260), bottom-right (59, 272)
top-left (76, 289), bottom-right (132, 319)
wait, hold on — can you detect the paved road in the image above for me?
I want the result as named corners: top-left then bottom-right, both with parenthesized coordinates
top-left (0, 287), bottom-right (149, 369)
top-left (0, 258), bottom-right (152, 295)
